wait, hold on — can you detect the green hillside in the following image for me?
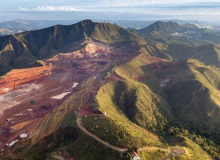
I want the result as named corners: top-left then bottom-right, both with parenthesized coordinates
top-left (95, 80), bottom-right (164, 148)
top-left (139, 42), bottom-right (220, 68)
top-left (90, 22), bottom-right (145, 43)
top-left (94, 52), bottom-right (213, 159)
top-left (160, 59), bottom-right (220, 133)
top-left (167, 44), bottom-right (220, 67)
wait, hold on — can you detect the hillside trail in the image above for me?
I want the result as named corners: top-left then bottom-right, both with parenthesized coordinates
top-left (77, 116), bottom-right (185, 158)
top-left (77, 117), bottom-right (127, 153)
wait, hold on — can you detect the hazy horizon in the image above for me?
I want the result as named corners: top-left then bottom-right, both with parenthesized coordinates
top-left (1, 0), bottom-right (220, 22)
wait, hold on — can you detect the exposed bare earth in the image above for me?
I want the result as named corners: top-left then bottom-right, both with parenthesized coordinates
top-left (0, 39), bottom-right (133, 154)
top-left (0, 39), bottom-right (185, 159)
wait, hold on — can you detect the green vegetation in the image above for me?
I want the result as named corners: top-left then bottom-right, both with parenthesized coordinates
top-left (58, 111), bottom-right (77, 128)
top-left (138, 42), bottom-right (220, 68)
top-left (90, 22), bottom-right (145, 43)
top-left (114, 54), bottom-right (173, 127)
top-left (99, 51), bottom-right (219, 159)
top-left (166, 44), bottom-right (220, 67)
top-left (98, 63), bottom-right (115, 80)
top-left (13, 112), bottom-right (120, 160)
top-left (81, 115), bottom-right (102, 124)
top-left (96, 80), bottom-right (167, 148)
top-left (30, 100), bottom-right (38, 105)
top-left (163, 133), bottom-right (212, 160)
top-left (160, 59), bottom-right (220, 132)
top-left (139, 150), bottom-right (167, 160)
top-left (115, 54), bottom-right (150, 79)
top-left (83, 116), bottom-right (145, 148)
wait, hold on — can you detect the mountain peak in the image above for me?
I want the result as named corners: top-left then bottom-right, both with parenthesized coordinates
top-left (78, 19), bottom-right (93, 26)
top-left (154, 21), bottom-right (178, 25)
top-left (138, 21), bottom-right (180, 35)
top-left (137, 21), bottom-right (202, 36)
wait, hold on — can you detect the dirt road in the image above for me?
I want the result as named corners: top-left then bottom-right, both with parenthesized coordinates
top-left (138, 146), bottom-right (169, 152)
top-left (162, 148), bottom-right (185, 160)
top-left (77, 116), bottom-right (185, 159)
top-left (77, 117), bottom-right (127, 153)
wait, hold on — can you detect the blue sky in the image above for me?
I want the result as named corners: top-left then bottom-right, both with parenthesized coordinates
top-left (1, 0), bottom-right (220, 21)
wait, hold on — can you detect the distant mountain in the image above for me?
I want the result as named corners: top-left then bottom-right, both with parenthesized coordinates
top-left (0, 19), bottom-right (80, 35)
top-left (0, 20), bottom-right (144, 74)
top-left (136, 21), bottom-right (220, 45)
top-left (0, 19), bottom-right (215, 36)
top-left (138, 21), bottom-right (201, 35)
top-left (108, 20), bottom-right (156, 29)
top-left (139, 21), bottom-right (180, 35)
top-left (0, 19), bottom-right (81, 29)
top-left (0, 20), bottom-right (159, 35)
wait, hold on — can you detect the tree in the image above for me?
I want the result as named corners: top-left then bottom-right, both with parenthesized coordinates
top-left (30, 100), bottom-right (38, 105)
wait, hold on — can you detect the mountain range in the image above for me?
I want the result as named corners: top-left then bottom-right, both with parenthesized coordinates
top-left (0, 20), bottom-right (143, 75)
top-left (137, 21), bottom-right (220, 45)
top-left (0, 20), bottom-right (80, 35)
top-left (0, 20), bottom-right (220, 159)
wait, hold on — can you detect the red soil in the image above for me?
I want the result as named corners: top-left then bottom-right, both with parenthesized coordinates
top-left (0, 40), bottom-right (141, 156)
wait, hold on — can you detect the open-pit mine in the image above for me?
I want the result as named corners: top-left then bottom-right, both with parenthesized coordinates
top-left (0, 39), bottom-right (139, 154)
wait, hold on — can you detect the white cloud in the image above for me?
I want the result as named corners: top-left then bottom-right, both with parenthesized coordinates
top-left (98, 0), bottom-right (220, 7)
top-left (19, 6), bottom-right (92, 12)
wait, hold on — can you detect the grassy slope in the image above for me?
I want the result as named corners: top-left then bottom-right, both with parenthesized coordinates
top-left (96, 81), bottom-right (163, 148)
top-left (139, 42), bottom-right (220, 68)
top-left (83, 116), bottom-right (148, 148)
top-left (167, 44), bottom-right (220, 68)
top-left (160, 59), bottom-right (220, 132)
top-left (0, 76), bottom-right (121, 160)
top-left (180, 137), bottom-right (212, 160)
top-left (167, 136), bottom-right (212, 160)
top-left (139, 150), bottom-right (167, 160)
top-left (115, 53), bottom-right (172, 120)
top-left (90, 23), bottom-right (145, 44)
top-left (139, 43), bottom-right (172, 60)
top-left (108, 53), bottom-right (211, 159)
top-left (11, 112), bottom-right (120, 160)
